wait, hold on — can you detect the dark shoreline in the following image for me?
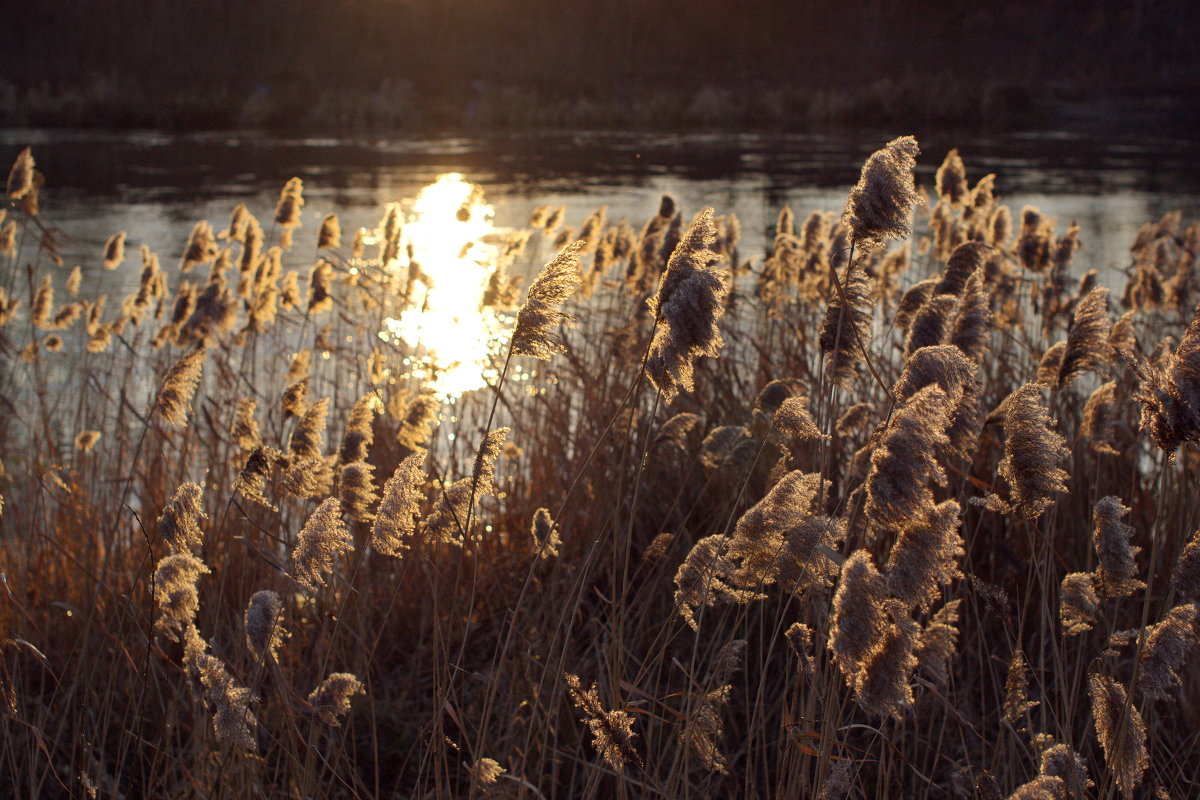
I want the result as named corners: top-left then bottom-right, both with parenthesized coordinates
top-left (4, 79), bottom-right (1198, 139)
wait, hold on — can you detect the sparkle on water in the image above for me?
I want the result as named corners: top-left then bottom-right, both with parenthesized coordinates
top-left (380, 174), bottom-right (509, 399)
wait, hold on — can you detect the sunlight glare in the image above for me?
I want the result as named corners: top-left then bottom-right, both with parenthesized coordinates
top-left (380, 174), bottom-right (508, 398)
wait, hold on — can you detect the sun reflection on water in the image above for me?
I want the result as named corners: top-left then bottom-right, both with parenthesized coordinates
top-left (379, 173), bottom-right (509, 399)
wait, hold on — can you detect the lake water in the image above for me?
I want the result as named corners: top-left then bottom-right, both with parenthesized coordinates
top-left (5, 127), bottom-right (1200, 285)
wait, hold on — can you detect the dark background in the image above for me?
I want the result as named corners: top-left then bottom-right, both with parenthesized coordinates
top-left (3, 0), bottom-right (1198, 131)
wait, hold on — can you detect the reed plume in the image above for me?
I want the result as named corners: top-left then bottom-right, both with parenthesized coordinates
top-left (307, 259), bottom-right (334, 313)
top-left (854, 599), bottom-right (921, 719)
top-left (772, 396), bottom-right (828, 444)
top-left (6, 147), bottom-right (34, 200)
top-left (563, 673), bottom-right (641, 772)
top-left (1089, 673), bottom-right (1148, 799)
top-left (102, 231), bottom-right (126, 270)
top-left (288, 396), bottom-right (329, 460)
top-left (155, 348), bottom-right (206, 426)
top-left (157, 482), bottom-right (206, 553)
top-left (339, 461), bottom-right (378, 523)
top-left (467, 758), bottom-right (505, 789)
top-left (1092, 496), bottom-right (1144, 600)
top-left (842, 136), bottom-right (921, 251)
top-left (1127, 300), bottom-right (1200, 455)
top-left (74, 430), bottom-right (101, 454)
top-left (950, 270), bottom-right (993, 363)
top-left (30, 275), bottom-right (53, 329)
top-left (180, 221), bottom-right (217, 272)
top-left (371, 449), bottom-right (427, 557)
top-left (727, 470), bottom-right (822, 587)
top-left (1003, 649), bottom-right (1037, 727)
top-left (510, 241), bottom-right (584, 359)
top-left (152, 552), bottom-right (210, 642)
top-left (819, 254), bottom-right (874, 388)
top-left (235, 445), bottom-right (284, 511)
top-left (674, 535), bottom-right (762, 630)
top-left (338, 395), bottom-right (378, 465)
top-left (317, 213), bottom-right (340, 250)
top-left (904, 293), bottom-right (958, 358)
top-left (828, 549), bottom-right (888, 684)
top-left (530, 507), bottom-right (561, 559)
top-left (1017, 207), bottom-right (1054, 273)
top-left (1059, 572), bottom-right (1099, 635)
top-left (291, 497), bottom-right (353, 593)
top-left (308, 673), bottom-right (364, 725)
top-left (230, 398), bottom-right (260, 451)
top-left (893, 344), bottom-right (981, 460)
top-left (645, 208), bottom-right (728, 401)
top-left (192, 648), bottom-right (258, 752)
top-left (915, 599), bottom-right (961, 685)
top-left (681, 684), bottom-right (733, 774)
top-left (1080, 381), bottom-right (1120, 455)
top-left (274, 177), bottom-right (304, 249)
top-left (935, 149), bottom-right (968, 206)
top-left (243, 590), bottom-right (286, 662)
top-left (935, 242), bottom-right (989, 296)
top-left (1136, 603), bottom-right (1198, 700)
top-left (1058, 287), bottom-right (1113, 386)
top-left (885, 499), bottom-right (963, 612)
top-left (865, 384), bottom-right (953, 533)
top-left (989, 383), bottom-right (1069, 519)
top-left (1173, 528), bottom-right (1200, 598)
top-left (0, 219), bottom-right (15, 257)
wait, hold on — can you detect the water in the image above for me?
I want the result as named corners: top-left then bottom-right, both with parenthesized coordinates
top-left (5, 127), bottom-right (1200, 279)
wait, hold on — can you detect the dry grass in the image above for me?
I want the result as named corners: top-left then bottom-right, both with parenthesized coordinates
top-left (0, 142), bottom-right (1198, 799)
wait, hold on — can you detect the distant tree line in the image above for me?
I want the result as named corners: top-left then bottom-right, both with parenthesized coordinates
top-left (2, 0), bottom-right (1197, 129)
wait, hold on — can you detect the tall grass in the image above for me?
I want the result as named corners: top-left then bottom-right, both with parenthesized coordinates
top-left (0, 140), bottom-right (1198, 799)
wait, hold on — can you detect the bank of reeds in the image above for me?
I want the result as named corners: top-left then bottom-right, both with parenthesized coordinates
top-left (0, 140), bottom-right (1198, 799)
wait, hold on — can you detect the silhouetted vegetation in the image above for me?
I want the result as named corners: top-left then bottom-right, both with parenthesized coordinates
top-left (3, 0), bottom-right (1199, 131)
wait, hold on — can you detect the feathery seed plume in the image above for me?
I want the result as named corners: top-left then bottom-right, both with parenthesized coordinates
top-left (510, 241), bottom-right (584, 359)
top-left (291, 498), bottom-right (353, 593)
top-left (674, 535), bottom-right (762, 630)
top-left (102, 232), bottom-right (126, 270)
top-left (645, 208), bottom-right (729, 401)
top-left (530, 507), bottom-right (561, 559)
top-left (467, 758), bottom-right (505, 788)
top-left (157, 482), bottom-right (207, 553)
top-left (6, 147), bottom-right (34, 200)
top-left (842, 136), bottom-right (921, 251)
top-left (1092, 496), bottom-right (1144, 599)
top-left (935, 149), bottom-right (969, 206)
top-left (235, 445), bottom-right (284, 511)
top-left (1003, 649), bottom-right (1038, 727)
top-left (1136, 603), bottom-right (1198, 700)
top-left (230, 398), bottom-right (260, 451)
top-left (244, 590), bottom-right (286, 662)
top-left (339, 461), bottom-right (378, 523)
top-left (74, 430), bottom-right (101, 454)
top-left (317, 213), bottom-right (340, 250)
top-left (155, 348), bottom-right (206, 426)
top-left (885, 499), bottom-right (963, 612)
top-left (193, 650), bottom-right (257, 752)
top-left (819, 254), bottom-right (874, 388)
top-left (854, 599), bottom-right (922, 719)
top-left (152, 552), bottom-right (210, 642)
top-left (370, 450), bottom-right (427, 557)
top-left (865, 384), bottom-right (954, 533)
top-left (274, 178), bottom-right (304, 249)
top-left (915, 599), bottom-right (961, 685)
top-left (563, 673), bottom-right (641, 772)
top-left (1173, 528), bottom-right (1200, 598)
top-left (307, 673), bottom-right (364, 725)
top-left (990, 383), bottom-right (1069, 519)
top-left (1059, 572), bottom-right (1100, 636)
top-left (1058, 287), bottom-right (1113, 386)
top-left (828, 549), bottom-right (889, 684)
top-left (1089, 673), bottom-right (1148, 800)
top-left (180, 221), bottom-right (217, 272)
